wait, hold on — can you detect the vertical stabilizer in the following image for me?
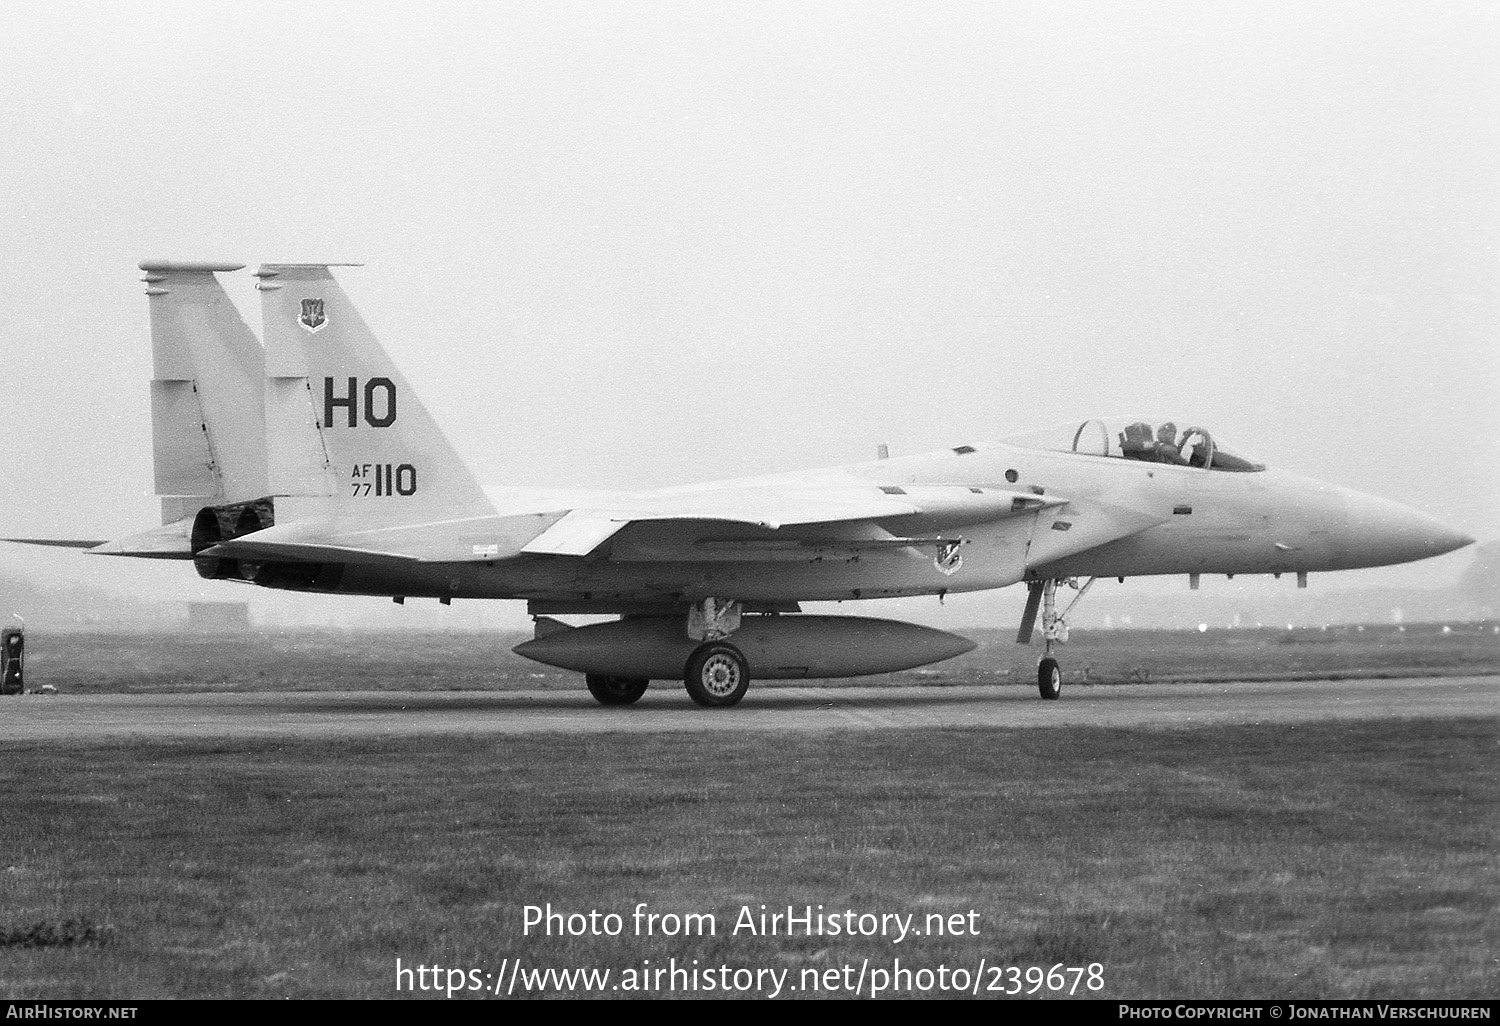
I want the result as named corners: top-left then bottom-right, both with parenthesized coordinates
top-left (257, 264), bottom-right (493, 524)
top-left (140, 260), bottom-right (267, 524)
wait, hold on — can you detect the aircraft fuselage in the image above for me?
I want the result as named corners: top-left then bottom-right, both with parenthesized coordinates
top-left (265, 440), bottom-right (1466, 606)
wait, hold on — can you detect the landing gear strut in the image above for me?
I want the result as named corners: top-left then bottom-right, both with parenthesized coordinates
top-left (1018, 576), bottom-right (1095, 700)
top-left (683, 598), bottom-right (751, 708)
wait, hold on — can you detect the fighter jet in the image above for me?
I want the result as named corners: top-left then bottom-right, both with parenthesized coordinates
top-left (16, 261), bottom-right (1474, 707)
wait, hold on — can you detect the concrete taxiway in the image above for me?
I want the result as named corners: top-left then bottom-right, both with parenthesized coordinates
top-left (3, 676), bottom-right (1496, 743)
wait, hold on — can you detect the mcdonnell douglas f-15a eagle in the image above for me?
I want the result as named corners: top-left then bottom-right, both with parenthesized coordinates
top-left (12, 261), bottom-right (1475, 707)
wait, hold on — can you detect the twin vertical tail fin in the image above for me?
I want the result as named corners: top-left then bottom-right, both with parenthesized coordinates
top-left (9, 261), bottom-right (264, 559)
top-left (141, 260), bottom-right (267, 525)
top-left (256, 264), bottom-right (493, 526)
top-left (123, 260), bottom-right (489, 568)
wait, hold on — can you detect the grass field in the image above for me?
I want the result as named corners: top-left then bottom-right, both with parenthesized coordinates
top-left (0, 718), bottom-right (1495, 999)
top-left (17, 621), bottom-right (1500, 694)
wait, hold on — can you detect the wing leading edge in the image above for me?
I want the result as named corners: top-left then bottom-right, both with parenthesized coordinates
top-left (520, 484), bottom-right (1063, 557)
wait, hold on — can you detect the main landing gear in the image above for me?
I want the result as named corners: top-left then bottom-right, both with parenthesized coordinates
top-left (585, 674), bottom-right (649, 706)
top-left (584, 647), bottom-right (751, 710)
top-left (683, 641), bottom-right (750, 708)
top-left (1018, 577), bottom-right (1095, 700)
top-left (581, 598), bottom-right (753, 709)
top-left (683, 598), bottom-right (749, 708)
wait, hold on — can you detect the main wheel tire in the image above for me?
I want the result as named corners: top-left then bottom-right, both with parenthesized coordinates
top-left (683, 642), bottom-right (750, 708)
top-left (1037, 657), bottom-right (1062, 700)
top-left (585, 674), bottom-right (649, 706)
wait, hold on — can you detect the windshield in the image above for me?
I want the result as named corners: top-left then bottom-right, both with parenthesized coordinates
top-left (1003, 418), bottom-right (1266, 472)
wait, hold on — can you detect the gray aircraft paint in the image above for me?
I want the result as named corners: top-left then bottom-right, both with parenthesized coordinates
top-left (42, 262), bottom-right (1466, 700)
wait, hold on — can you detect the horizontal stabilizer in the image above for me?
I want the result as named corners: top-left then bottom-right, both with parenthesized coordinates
top-left (81, 517), bottom-right (199, 559)
top-left (9, 519), bottom-right (200, 559)
top-left (2, 538), bottom-right (109, 550)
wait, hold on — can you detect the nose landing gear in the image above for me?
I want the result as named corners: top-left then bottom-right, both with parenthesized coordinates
top-left (1018, 576), bottom-right (1095, 700)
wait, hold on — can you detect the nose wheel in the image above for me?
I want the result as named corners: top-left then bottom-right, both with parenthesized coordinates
top-left (1037, 657), bottom-right (1062, 700)
top-left (1038, 657), bottom-right (1062, 696)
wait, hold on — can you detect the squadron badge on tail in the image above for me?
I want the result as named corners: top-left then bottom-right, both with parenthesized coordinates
top-left (298, 298), bottom-right (327, 333)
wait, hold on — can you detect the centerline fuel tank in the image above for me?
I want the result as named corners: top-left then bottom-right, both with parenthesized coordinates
top-left (512, 614), bottom-right (976, 680)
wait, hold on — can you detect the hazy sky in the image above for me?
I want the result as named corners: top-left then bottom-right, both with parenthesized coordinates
top-left (1, 1), bottom-right (1494, 626)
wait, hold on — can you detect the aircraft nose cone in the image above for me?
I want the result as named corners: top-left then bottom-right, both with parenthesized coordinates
top-left (1343, 492), bottom-right (1475, 567)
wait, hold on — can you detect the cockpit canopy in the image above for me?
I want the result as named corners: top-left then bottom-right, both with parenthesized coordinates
top-left (1002, 418), bottom-right (1266, 472)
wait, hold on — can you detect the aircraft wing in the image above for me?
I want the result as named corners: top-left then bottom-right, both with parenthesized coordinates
top-left (19, 484), bottom-right (1158, 571)
top-left (193, 484), bottom-right (1065, 565)
top-left (201, 539), bottom-right (420, 569)
top-left (521, 484), bottom-right (1064, 557)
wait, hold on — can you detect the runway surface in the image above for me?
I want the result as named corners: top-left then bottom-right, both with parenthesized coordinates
top-left (3, 676), bottom-right (1496, 742)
